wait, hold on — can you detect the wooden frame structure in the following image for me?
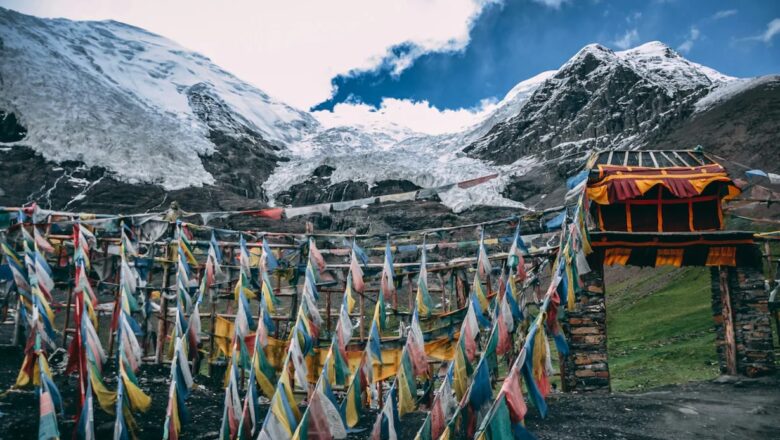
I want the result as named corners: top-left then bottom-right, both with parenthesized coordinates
top-left (562, 150), bottom-right (776, 393)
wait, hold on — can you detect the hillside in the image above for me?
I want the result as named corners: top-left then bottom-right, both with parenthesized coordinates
top-left (605, 267), bottom-right (719, 391)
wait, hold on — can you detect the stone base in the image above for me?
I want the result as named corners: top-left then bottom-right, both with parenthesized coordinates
top-left (563, 251), bottom-right (611, 393)
top-left (711, 266), bottom-right (776, 377)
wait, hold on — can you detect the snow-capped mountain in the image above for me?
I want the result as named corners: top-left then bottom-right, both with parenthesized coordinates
top-left (1, 7), bottom-right (776, 226)
top-left (0, 7), bottom-right (317, 190)
top-left (464, 42), bottom-right (733, 165)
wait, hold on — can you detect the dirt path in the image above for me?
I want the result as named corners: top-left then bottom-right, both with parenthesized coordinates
top-left (526, 375), bottom-right (780, 440)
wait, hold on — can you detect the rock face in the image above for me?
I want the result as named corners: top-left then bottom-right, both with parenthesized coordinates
top-left (186, 82), bottom-right (285, 204)
top-left (653, 76), bottom-right (780, 175)
top-left (274, 165), bottom-right (422, 207)
top-left (0, 111), bottom-right (26, 142)
top-left (464, 43), bottom-right (726, 166)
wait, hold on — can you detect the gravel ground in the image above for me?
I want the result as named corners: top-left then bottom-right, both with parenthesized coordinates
top-left (0, 346), bottom-right (777, 439)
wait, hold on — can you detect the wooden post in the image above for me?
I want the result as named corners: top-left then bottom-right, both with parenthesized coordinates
top-left (763, 241), bottom-right (780, 348)
top-left (455, 269), bottom-right (465, 309)
top-left (61, 245), bottom-right (74, 347)
top-left (326, 278), bottom-right (332, 337)
top-left (764, 241), bottom-right (774, 283)
top-left (11, 297), bottom-right (21, 347)
top-left (141, 242), bottom-right (157, 356)
top-left (208, 242), bottom-right (221, 374)
top-left (107, 243), bottom-right (120, 361)
top-left (718, 266), bottom-right (738, 375)
top-left (378, 379), bottom-right (384, 408)
top-left (394, 269), bottom-right (398, 311)
top-left (226, 243), bottom-right (235, 319)
top-left (57, 226), bottom-right (73, 347)
top-left (558, 351), bottom-right (568, 392)
top-left (437, 273), bottom-right (447, 312)
top-left (359, 289), bottom-right (365, 341)
top-left (154, 257), bottom-right (171, 364)
top-left (407, 274), bottom-right (414, 315)
top-left (208, 298), bottom-right (217, 374)
top-left (61, 282), bottom-right (75, 347)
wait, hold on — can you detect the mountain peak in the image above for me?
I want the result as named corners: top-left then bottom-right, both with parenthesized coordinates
top-left (617, 40), bottom-right (735, 86)
top-left (618, 40), bottom-right (674, 57)
top-left (572, 43), bottom-right (615, 61)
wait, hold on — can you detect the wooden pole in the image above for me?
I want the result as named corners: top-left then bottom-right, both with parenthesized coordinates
top-left (11, 297), bottom-right (21, 347)
top-left (60, 239), bottom-right (74, 347)
top-left (154, 260), bottom-right (170, 363)
top-left (106, 242), bottom-right (120, 361)
top-left (765, 241), bottom-right (775, 284)
top-left (141, 242), bottom-right (157, 356)
top-left (208, 241), bottom-right (219, 374)
top-left (394, 269), bottom-right (398, 310)
top-left (61, 281), bottom-right (75, 347)
top-left (437, 272), bottom-right (447, 313)
top-left (359, 288), bottom-right (365, 341)
top-left (764, 241), bottom-right (780, 347)
top-left (455, 269), bottom-right (465, 309)
top-left (378, 379), bottom-right (384, 408)
top-left (326, 272), bottom-right (334, 338)
top-left (718, 266), bottom-right (738, 375)
top-left (225, 242), bottom-right (235, 319)
top-left (407, 274), bottom-right (414, 316)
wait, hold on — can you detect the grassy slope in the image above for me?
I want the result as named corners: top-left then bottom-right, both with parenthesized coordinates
top-left (606, 267), bottom-right (720, 391)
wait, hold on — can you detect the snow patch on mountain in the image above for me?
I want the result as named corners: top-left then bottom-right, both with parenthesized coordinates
top-left (0, 8), bottom-right (317, 189)
top-left (264, 69), bottom-right (557, 212)
top-left (694, 75), bottom-right (778, 113)
top-left (617, 41), bottom-right (735, 88)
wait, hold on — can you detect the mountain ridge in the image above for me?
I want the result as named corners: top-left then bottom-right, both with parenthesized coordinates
top-left (1, 7), bottom-right (776, 230)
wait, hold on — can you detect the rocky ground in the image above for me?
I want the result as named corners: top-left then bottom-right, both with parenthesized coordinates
top-left (526, 375), bottom-right (780, 440)
top-left (0, 345), bottom-right (777, 440)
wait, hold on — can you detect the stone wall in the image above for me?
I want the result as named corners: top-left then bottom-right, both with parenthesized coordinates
top-left (711, 266), bottom-right (776, 377)
top-left (562, 251), bottom-right (611, 393)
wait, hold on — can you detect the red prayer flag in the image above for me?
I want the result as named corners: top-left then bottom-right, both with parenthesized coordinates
top-left (499, 363), bottom-right (528, 424)
top-left (431, 398), bottom-right (446, 438)
top-left (458, 173), bottom-right (499, 189)
top-left (249, 208), bottom-right (284, 220)
top-left (407, 337), bottom-right (428, 377)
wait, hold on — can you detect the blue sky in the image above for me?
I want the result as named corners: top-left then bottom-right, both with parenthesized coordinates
top-left (3, 0), bottom-right (779, 134)
top-left (315, 0), bottom-right (780, 113)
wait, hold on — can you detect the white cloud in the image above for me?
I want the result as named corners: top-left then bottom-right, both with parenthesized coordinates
top-left (3, 0), bottom-right (502, 109)
top-left (626, 11), bottom-right (642, 23)
top-left (677, 26), bottom-right (700, 54)
top-left (711, 9), bottom-right (737, 20)
top-left (613, 29), bottom-right (639, 50)
top-left (313, 98), bottom-right (497, 135)
top-left (531, 0), bottom-right (568, 9)
top-left (759, 18), bottom-right (780, 43)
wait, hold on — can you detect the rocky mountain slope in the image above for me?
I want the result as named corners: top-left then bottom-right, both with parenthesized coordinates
top-left (464, 42), bottom-right (731, 163)
top-left (0, 8), bottom-right (777, 230)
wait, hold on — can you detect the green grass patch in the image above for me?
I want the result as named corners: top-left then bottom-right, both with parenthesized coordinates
top-left (607, 267), bottom-right (720, 391)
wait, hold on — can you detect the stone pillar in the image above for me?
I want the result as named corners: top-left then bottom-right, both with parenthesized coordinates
top-left (563, 250), bottom-right (610, 393)
top-left (710, 266), bottom-right (776, 377)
